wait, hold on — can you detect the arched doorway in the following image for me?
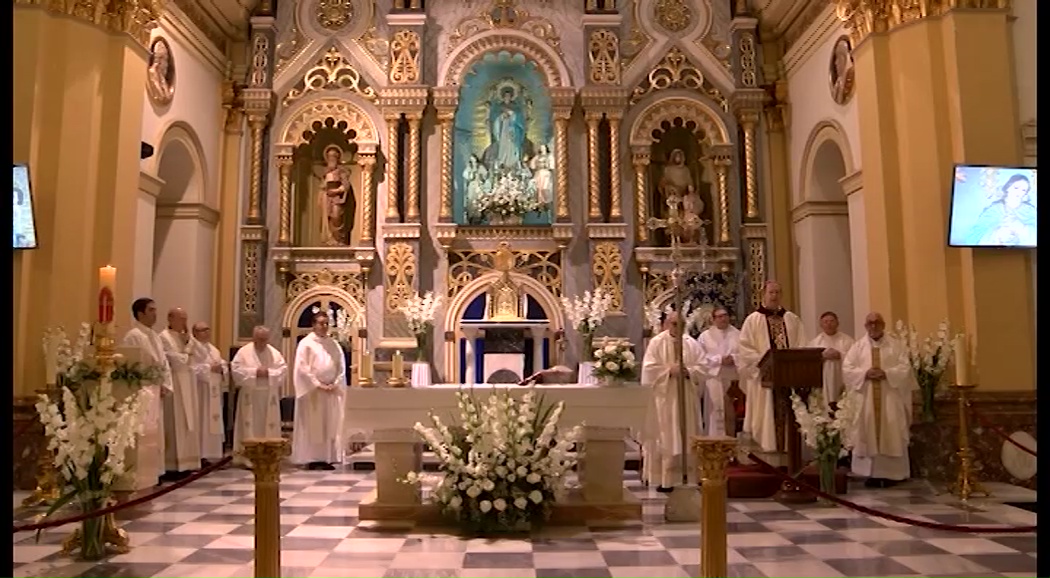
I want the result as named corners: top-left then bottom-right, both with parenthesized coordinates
top-left (795, 124), bottom-right (855, 336)
top-left (152, 124), bottom-right (216, 326)
top-left (281, 286), bottom-right (366, 397)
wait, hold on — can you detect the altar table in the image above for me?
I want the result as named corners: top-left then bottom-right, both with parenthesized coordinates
top-left (344, 384), bottom-right (651, 523)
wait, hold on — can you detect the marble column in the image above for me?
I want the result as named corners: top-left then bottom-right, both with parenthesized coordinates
top-left (531, 326), bottom-right (546, 373)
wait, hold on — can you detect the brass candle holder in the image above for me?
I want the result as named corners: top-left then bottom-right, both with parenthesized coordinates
top-left (948, 383), bottom-right (989, 502)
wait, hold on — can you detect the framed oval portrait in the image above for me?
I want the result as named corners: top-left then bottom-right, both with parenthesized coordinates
top-left (146, 37), bottom-right (176, 106)
top-left (829, 35), bottom-right (855, 105)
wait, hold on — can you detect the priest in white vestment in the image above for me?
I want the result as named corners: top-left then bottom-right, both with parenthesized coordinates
top-left (158, 308), bottom-right (202, 477)
top-left (230, 326), bottom-right (287, 468)
top-left (292, 312), bottom-right (347, 470)
top-left (842, 312), bottom-right (914, 487)
top-left (696, 307), bottom-right (740, 437)
top-left (642, 311), bottom-right (706, 491)
top-left (808, 311), bottom-right (855, 405)
top-left (736, 281), bottom-right (807, 455)
top-left (189, 322), bottom-right (228, 464)
top-left (120, 298), bottom-right (171, 484)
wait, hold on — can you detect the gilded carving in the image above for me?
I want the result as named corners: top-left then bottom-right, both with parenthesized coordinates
top-left (609, 116), bottom-right (624, 220)
top-left (443, 35), bottom-right (564, 87)
top-left (384, 117), bottom-right (401, 222)
top-left (358, 28), bottom-right (391, 71)
top-left (654, 0), bottom-right (693, 33)
top-left (14, 0), bottom-right (162, 49)
top-left (277, 155), bottom-right (293, 245)
top-left (586, 115), bottom-right (602, 221)
top-left (592, 242), bottom-right (624, 312)
top-left (283, 47), bottom-right (377, 107)
top-left (712, 154), bottom-right (731, 244)
top-left (738, 32), bottom-right (757, 88)
top-left (405, 116), bottom-right (422, 221)
top-left (587, 30), bottom-right (621, 85)
top-left (316, 0), bottom-right (353, 31)
top-left (447, 249), bottom-right (562, 302)
top-left (621, 0), bottom-right (654, 71)
top-left (631, 98), bottom-right (731, 146)
top-left (834, 0), bottom-right (1011, 46)
top-left (746, 238), bottom-right (765, 310)
top-left (389, 30), bottom-right (421, 85)
top-left (250, 33), bottom-right (270, 88)
top-left (242, 242), bottom-right (260, 314)
top-left (737, 110), bottom-right (759, 219)
top-left (438, 112), bottom-right (454, 220)
top-left (242, 440), bottom-right (289, 483)
top-left (275, 25), bottom-right (307, 77)
top-left (633, 155), bottom-right (650, 241)
top-left (286, 268), bottom-right (365, 304)
top-left (554, 115), bottom-right (570, 221)
top-left (446, 1), bottom-right (562, 57)
top-left (280, 100), bottom-right (378, 146)
top-left (384, 243), bottom-right (417, 314)
top-left (358, 154), bottom-right (377, 245)
top-left (247, 118), bottom-right (266, 224)
top-left (631, 48), bottom-right (729, 112)
top-left (169, 0), bottom-right (226, 53)
top-left (643, 269), bottom-right (670, 304)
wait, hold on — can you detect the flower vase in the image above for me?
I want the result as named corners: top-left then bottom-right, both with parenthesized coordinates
top-left (817, 456), bottom-right (838, 506)
top-left (918, 374), bottom-right (939, 423)
top-left (414, 332), bottom-right (430, 364)
top-left (77, 498), bottom-right (107, 561)
top-left (503, 214), bottom-right (523, 225)
top-left (601, 376), bottom-right (624, 387)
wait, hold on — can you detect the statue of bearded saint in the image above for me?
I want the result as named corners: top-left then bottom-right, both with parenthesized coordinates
top-left (317, 145), bottom-right (355, 245)
top-left (659, 148), bottom-right (705, 244)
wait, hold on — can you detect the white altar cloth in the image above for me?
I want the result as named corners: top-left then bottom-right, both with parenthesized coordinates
top-left (344, 384), bottom-right (650, 439)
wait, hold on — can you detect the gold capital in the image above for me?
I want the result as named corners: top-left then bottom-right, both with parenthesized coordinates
top-left (15, 0), bottom-right (163, 49)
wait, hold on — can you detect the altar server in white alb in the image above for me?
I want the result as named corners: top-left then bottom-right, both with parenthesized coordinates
top-left (189, 322), bottom-right (228, 465)
top-left (842, 312), bottom-right (914, 487)
top-left (292, 312), bottom-right (347, 470)
top-left (121, 298), bottom-right (171, 483)
top-left (808, 311), bottom-right (855, 405)
top-left (695, 307), bottom-right (740, 437)
top-left (230, 326), bottom-right (287, 467)
top-left (642, 310), bottom-right (706, 492)
top-left (736, 281), bottom-right (807, 454)
top-left (158, 308), bottom-right (202, 478)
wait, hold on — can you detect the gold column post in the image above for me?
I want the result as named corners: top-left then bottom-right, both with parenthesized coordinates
top-left (247, 116), bottom-right (267, 224)
top-left (243, 439), bottom-right (289, 578)
top-left (586, 114), bottom-right (602, 221)
top-left (949, 384), bottom-right (988, 501)
top-left (438, 113), bottom-right (454, 221)
top-left (738, 111), bottom-right (759, 219)
top-left (385, 115), bottom-right (401, 222)
top-left (406, 114), bottom-right (422, 222)
top-left (608, 114), bottom-right (623, 220)
top-left (359, 154), bottom-right (377, 245)
top-left (554, 113), bottom-right (570, 221)
top-left (633, 155), bottom-right (650, 241)
top-left (694, 438), bottom-right (737, 578)
top-left (276, 155), bottom-right (292, 245)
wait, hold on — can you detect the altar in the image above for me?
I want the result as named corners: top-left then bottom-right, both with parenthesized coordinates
top-left (344, 384), bottom-right (651, 523)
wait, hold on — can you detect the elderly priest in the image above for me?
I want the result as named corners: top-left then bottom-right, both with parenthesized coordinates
top-left (642, 310), bottom-right (706, 492)
top-left (736, 281), bottom-right (806, 455)
top-left (230, 326), bottom-right (287, 467)
top-left (842, 312), bottom-right (914, 488)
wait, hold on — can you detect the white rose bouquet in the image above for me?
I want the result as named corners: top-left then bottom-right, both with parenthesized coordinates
top-left (892, 319), bottom-right (956, 422)
top-left (590, 337), bottom-right (637, 384)
top-left (44, 324), bottom-right (165, 388)
top-left (35, 378), bottom-right (145, 559)
top-left (398, 291), bottom-right (443, 362)
top-left (561, 288), bottom-right (613, 353)
top-left (790, 388), bottom-right (861, 496)
top-left (404, 389), bottom-right (584, 534)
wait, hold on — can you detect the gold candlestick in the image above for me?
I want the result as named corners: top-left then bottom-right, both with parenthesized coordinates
top-left (358, 351), bottom-right (375, 388)
top-left (948, 383), bottom-right (988, 501)
top-left (388, 351), bottom-right (407, 388)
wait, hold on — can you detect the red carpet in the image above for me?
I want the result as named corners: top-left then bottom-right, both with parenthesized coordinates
top-left (727, 463), bottom-right (849, 499)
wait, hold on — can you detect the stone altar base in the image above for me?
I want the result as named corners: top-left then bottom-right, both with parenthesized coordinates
top-left (358, 487), bottom-right (642, 525)
top-left (727, 464), bottom-right (849, 499)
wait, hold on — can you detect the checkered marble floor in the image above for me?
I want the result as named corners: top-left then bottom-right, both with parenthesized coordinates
top-left (13, 468), bottom-right (1038, 578)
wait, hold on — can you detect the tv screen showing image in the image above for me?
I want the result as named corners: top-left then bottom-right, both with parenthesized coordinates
top-left (13, 164), bottom-right (38, 250)
top-left (947, 164), bottom-right (1037, 248)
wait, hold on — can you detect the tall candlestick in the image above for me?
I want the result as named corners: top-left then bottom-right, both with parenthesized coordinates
top-left (44, 344), bottom-right (58, 387)
top-left (392, 350), bottom-right (404, 378)
top-left (361, 351), bottom-right (373, 380)
top-left (954, 334), bottom-right (972, 386)
top-left (98, 265), bottom-right (116, 324)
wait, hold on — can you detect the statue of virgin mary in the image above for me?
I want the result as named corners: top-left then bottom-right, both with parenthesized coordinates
top-left (485, 82), bottom-right (528, 173)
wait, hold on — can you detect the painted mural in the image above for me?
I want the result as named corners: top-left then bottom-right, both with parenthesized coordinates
top-left (453, 51), bottom-right (555, 226)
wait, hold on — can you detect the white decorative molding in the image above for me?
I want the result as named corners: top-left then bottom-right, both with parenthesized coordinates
top-left (839, 170), bottom-right (863, 198)
top-left (156, 201), bottom-right (221, 226)
top-left (139, 171), bottom-right (165, 200)
top-left (782, 4), bottom-right (838, 79)
top-left (159, 8), bottom-right (226, 76)
top-left (791, 199), bottom-right (848, 223)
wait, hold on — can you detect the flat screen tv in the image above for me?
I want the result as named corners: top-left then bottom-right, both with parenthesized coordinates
top-left (947, 164), bottom-right (1037, 248)
top-left (13, 164), bottom-right (38, 250)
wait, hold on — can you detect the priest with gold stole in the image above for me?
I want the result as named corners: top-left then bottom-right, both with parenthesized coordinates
top-left (189, 322), bottom-right (227, 465)
top-left (736, 281), bottom-right (807, 454)
top-left (292, 312), bottom-right (347, 470)
top-left (642, 310), bottom-right (706, 492)
top-left (808, 311), bottom-right (855, 405)
top-left (230, 326), bottom-right (287, 467)
top-left (158, 308), bottom-right (202, 479)
top-left (842, 312), bottom-right (914, 487)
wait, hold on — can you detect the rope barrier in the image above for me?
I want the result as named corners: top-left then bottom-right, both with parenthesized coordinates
top-left (13, 455), bottom-right (234, 533)
top-left (967, 403), bottom-right (1037, 457)
top-left (746, 453), bottom-right (1036, 534)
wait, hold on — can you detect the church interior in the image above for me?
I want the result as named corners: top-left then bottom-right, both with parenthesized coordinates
top-left (12, 0), bottom-right (1038, 576)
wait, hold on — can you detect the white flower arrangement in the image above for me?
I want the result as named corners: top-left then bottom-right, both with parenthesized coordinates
top-left (644, 302), bottom-right (664, 334)
top-left (43, 324), bottom-right (165, 387)
top-left (472, 174), bottom-right (541, 219)
top-left (683, 302), bottom-right (715, 336)
top-left (312, 306), bottom-right (356, 346)
top-left (791, 388), bottom-right (861, 458)
top-left (891, 319), bottom-right (958, 421)
top-left (561, 289), bottom-right (613, 350)
top-left (404, 389), bottom-right (584, 533)
top-left (399, 291), bottom-right (443, 336)
top-left (35, 378), bottom-right (146, 542)
top-left (590, 337), bottom-right (637, 382)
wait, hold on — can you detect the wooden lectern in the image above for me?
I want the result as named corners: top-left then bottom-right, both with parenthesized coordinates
top-left (758, 347), bottom-right (825, 502)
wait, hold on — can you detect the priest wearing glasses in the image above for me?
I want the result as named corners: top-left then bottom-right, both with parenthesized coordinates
top-left (735, 281), bottom-right (807, 455)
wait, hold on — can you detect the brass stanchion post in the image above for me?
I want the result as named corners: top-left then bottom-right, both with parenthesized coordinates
top-left (948, 384), bottom-right (988, 501)
top-left (694, 437), bottom-right (737, 578)
top-left (244, 439), bottom-right (290, 578)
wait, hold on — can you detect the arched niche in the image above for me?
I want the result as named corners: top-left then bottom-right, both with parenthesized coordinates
top-left (443, 272), bottom-right (564, 384)
top-left (797, 120), bottom-right (856, 206)
top-left (281, 285), bottom-right (367, 395)
top-left (153, 122), bottom-right (208, 204)
top-left (629, 97), bottom-right (731, 147)
top-left (440, 31), bottom-right (572, 88)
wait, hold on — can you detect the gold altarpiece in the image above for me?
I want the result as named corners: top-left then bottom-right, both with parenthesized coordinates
top-left (226, 0), bottom-right (776, 382)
